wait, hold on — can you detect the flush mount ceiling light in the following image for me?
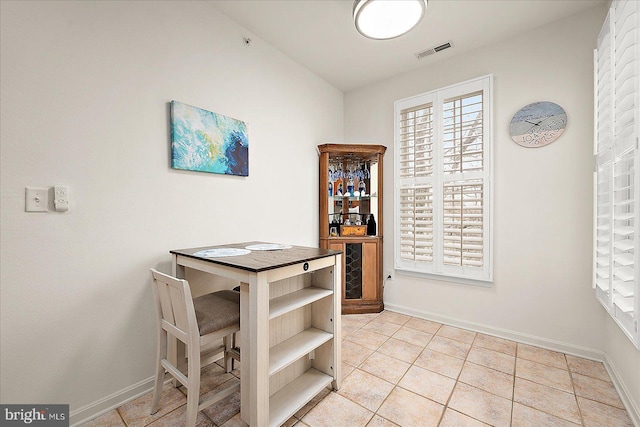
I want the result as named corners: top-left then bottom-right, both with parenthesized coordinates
top-left (353, 0), bottom-right (427, 40)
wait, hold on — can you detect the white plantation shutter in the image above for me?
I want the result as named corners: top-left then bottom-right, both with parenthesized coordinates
top-left (595, 162), bottom-right (612, 298)
top-left (595, 9), bottom-right (614, 302)
top-left (395, 75), bottom-right (492, 282)
top-left (442, 181), bottom-right (484, 267)
top-left (399, 103), bottom-right (434, 178)
top-left (399, 101), bottom-right (435, 264)
top-left (614, 0), bottom-right (638, 154)
top-left (594, 0), bottom-right (639, 347)
top-left (613, 154), bottom-right (635, 323)
top-left (399, 186), bottom-right (434, 262)
top-left (442, 92), bottom-right (484, 175)
top-left (596, 11), bottom-right (613, 156)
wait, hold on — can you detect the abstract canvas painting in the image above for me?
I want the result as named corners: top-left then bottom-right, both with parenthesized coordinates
top-left (171, 101), bottom-right (248, 176)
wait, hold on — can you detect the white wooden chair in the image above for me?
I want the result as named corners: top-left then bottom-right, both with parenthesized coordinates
top-left (150, 269), bottom-right (240, 427)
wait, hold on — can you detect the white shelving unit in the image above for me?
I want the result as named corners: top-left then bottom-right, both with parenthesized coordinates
top-left (266, 279), bottom-right (338, 427)
top-left (269, 287), bottom-right (334, 319)
top-left (594, 0), bottom-right (639, 348)
top-left (171, 243), bottom-right (342, 427)
top-left (269, 370), bottom-right (332, 427)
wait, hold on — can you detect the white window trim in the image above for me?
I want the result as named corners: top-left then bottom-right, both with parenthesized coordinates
top-left (393, 74), bottom-right (494, 284)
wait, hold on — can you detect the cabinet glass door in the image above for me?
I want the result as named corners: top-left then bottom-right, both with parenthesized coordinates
top-left (327, 157), bottom-right (379, 237)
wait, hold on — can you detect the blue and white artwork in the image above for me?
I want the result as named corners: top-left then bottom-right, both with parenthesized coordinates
top-left (171, 101), bottom-right (248, 176)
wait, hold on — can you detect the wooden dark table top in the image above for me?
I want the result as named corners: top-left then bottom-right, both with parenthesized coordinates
top-left (170, 241), bottom-right (342, 273)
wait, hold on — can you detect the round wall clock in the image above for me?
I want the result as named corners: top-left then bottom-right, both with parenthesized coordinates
top-left (509, 101), bottom-right (567, 148)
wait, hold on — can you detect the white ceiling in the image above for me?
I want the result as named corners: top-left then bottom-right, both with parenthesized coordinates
top-left (210, 0), bottom-right (605, 92)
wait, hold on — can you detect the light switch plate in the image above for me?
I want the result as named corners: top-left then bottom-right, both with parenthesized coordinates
top-left (25, 187), bottom-right (48, 212)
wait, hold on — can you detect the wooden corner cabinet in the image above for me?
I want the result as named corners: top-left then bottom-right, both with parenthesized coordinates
top-left (318, 144), bottom-right (387, 314)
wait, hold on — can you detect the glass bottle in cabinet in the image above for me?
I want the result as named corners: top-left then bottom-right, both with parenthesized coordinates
top-left (318, 144), bottom-right (387, 314)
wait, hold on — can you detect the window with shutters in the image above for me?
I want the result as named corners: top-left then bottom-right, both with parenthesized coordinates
top-left (394, 75), bottom-right (493, 283)
top-left (594, 0), bottom-right (639, 348)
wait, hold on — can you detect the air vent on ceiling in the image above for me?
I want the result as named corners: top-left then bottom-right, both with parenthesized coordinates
top-left (415, 41), bottom-right (453, 60)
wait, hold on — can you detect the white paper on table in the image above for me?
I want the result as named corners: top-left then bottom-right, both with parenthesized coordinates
top-left (193, 248), bottom-right (251, 257)
top-left (244, 243), bottom-right (292, 251)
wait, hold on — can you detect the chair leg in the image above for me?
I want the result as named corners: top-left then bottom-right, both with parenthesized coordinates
top-left (150, 329), bottom-right (167, 415)
top-left (185, 342), bottom-right (201, 427)
top-left (223, 335), bottom-right (232, 373)
top-left (229, 332), bottom-right (240, 371)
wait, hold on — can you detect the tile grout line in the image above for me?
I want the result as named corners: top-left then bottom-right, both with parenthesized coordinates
top-left (438, 331), bottom-right (487, 427)
top-left (511, 341), bottom-right (518, 427)
top-left (349, 319), bottom-right (591, 427)
top-left (513, 343), bottom-right (578, 426)
top-left (97, 312), bottom-right (632, 427)
top-left (432, 323), bottom-right (451, 427)
top-left (565, 353), bottom-right (587, 427)
top-left (342, 317), bottom-right (441, 427)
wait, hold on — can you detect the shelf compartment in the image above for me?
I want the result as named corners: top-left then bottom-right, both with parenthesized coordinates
top-left (269, 328), bottom-right (333, 377)
top-left (269, 287), bottom-right (333, 320)
top-left (330, 195), bottom-right (377, 201)
top-left (269, 368), bottom-right (333, 427)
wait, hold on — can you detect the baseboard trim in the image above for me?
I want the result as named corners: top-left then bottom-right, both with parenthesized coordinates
top-left (603, 354), bottom-right (640, 427)
top-left (384, 302), bottom-right (605, 361)
top-left (69, 376), bottom-right (155, 426)
top-left (71, 306), bottom-right (637, 427)
top-left (384, 303), bottom-right (640, 425)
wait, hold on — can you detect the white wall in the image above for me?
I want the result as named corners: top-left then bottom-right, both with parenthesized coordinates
top-left (345, 7), bottom-right (607, 356)
top-left (3, 0), bottom-right (639, 424)
top-left (604, 317), bottom-right (640, 423)
top-left (345, 4), bottom-right (640, 418)
top-left (0, 1), bottom-right (342, 423)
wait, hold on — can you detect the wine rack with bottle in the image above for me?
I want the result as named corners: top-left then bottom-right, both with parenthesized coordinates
top-left (318, 144), bottom-right (387, 314)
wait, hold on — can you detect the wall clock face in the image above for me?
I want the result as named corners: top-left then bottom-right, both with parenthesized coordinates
top-left (509, 101), bottom-right (567, 148)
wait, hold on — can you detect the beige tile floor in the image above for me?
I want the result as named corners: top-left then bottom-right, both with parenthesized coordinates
top-left (81, 311), bottom-right (634, 427)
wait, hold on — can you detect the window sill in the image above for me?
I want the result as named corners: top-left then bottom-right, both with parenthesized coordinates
top-left (394, 267), bottom-right (494, 288)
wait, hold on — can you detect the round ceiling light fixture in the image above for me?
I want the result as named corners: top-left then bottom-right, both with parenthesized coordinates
top-left (353, 0), bottom-right (427, 40)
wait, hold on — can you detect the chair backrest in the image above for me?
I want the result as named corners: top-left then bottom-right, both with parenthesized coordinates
top-left (150, 269), bottom-right (199, 346)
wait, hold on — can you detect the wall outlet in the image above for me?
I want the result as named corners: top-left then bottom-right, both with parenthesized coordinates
top-left (54, 186), bottom-right (69, 212)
